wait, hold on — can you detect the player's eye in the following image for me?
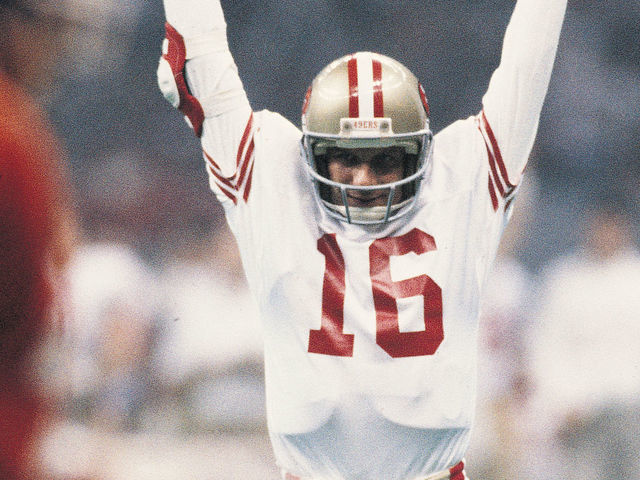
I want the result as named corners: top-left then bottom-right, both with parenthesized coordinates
top-left (371, 153), bottom-right (402, 174)
top-left (331, 151), bottom-right (360, 167)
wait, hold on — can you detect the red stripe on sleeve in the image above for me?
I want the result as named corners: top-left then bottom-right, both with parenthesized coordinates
top-left (481, 110), bottom-right (514, 189)
top-left (488, 174), bottom-right (499, 212)
top-left (203, 150), bottom-right (236, 191)
top-left (372, 59), bottom-right (384, 117)
top-left (242, 155), bottom-right (255, 203)
top-left (476, 115), bottom-right (505, 197)
top-left (236, 113), bottom-right (254, 168)
top-left (203, 148), bottom-right (222, 171)
top-left (486, 143), bottom-right (506, 197)
top-left (207, 165), bottom-right (238, 204)
top-left (237, 137), bottom-right (255, 188)
top-left (202, 112), bottom-right (255, 205)
top-left (348, 56), bottom-right (359, 118)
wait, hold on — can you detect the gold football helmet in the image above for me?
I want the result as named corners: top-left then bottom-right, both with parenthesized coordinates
top-left (302, 52), bottom-right (433, 225)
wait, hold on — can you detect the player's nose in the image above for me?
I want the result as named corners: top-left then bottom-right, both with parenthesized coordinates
top-left (350, 162), bottom-right (378, 186)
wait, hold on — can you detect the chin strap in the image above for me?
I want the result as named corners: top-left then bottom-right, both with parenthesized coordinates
top-left (322, 197), bottom-right (413, 224)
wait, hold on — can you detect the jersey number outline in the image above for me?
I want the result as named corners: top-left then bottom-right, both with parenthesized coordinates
top-left (308, 228), bottom-right (444, 358)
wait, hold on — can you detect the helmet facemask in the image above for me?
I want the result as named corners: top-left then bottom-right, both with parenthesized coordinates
top-left (302, 131), bottom-right (433, 225)
top-left (301, 52), bottom-right (434, 225)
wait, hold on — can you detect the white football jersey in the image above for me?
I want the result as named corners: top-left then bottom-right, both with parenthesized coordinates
top-left (168, 0), bottom-right (567, 477)
top-left (203, 107), bottom-right (513, 479)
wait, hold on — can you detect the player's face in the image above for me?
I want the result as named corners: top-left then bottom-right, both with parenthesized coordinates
top-left (326, 146), bottom-right (406, 207)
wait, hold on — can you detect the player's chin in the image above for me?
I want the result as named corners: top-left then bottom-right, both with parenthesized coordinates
top-left (328, 188), bottom-right (405, 208)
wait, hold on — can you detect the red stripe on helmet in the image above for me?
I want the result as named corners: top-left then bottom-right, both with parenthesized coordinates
top-left (372, 58), bottom-right (384, 117)
top-left (302, 86), bottom-right (312, 117)
top-left (419, 83), bottom-right (430, 116)
top-left (347, 56), bottom-right (359, 117)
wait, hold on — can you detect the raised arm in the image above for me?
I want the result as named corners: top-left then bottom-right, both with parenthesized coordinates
top-left (479, 0), bottom-right (567, 185)
top-left (158, 0), bottom-right (254, 199)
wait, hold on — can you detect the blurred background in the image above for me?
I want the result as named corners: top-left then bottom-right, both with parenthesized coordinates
top-left (2, 0), bottom-right (639, 479)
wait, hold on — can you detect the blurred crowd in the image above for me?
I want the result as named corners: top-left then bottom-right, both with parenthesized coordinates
top-left (1, 0), bottom-right (639, 479)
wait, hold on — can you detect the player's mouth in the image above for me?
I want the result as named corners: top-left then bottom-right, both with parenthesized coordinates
top-left (346, 192), bottom-right (386, 207)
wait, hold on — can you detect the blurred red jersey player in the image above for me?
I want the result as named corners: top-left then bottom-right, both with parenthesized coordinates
top-left (1, 1), bottom-right (77, 478)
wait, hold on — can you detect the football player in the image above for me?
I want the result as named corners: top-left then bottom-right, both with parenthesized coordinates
top-left (1, 2), bottom-right (78, 478)
top-left (157, 0), bottom-right (567, 478)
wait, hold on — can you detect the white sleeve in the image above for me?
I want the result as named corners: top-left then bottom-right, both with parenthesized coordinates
top-left (163, 0), bottom-right (254, 202)
top-left (479, 0), bottom-right (567, 186)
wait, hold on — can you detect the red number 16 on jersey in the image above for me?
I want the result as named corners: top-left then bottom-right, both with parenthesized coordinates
top-left (308, 228), bottom-right (444, 358)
